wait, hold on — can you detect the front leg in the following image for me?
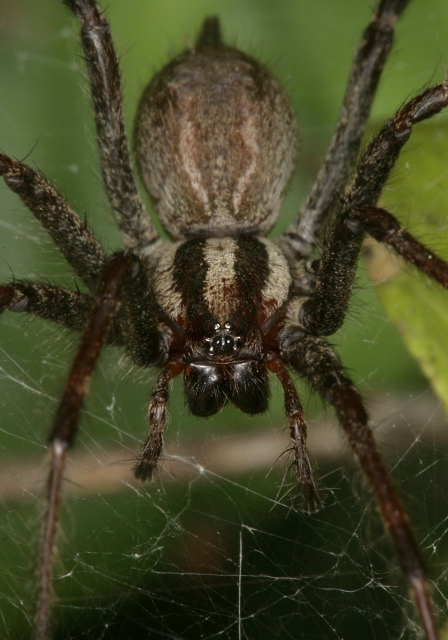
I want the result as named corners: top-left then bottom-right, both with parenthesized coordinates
top-left (299, 202), bottom-right (448, 337)
top-left (280, 329), bottom-right (439, 640)
top-left (298, 210), bottom-right (362, 336)
top-left (300, 79), bottom-right (448, 337)
top-left (34, 252), bottom-right (138, 640)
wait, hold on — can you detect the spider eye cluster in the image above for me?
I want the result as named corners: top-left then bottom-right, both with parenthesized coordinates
top-left (205, 321), bottom-right (242, 355)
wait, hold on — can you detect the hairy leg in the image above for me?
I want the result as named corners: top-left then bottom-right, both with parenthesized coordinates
top-left (0, 154), bottom-right (105, 290)
top-left (280, 330), bottom-right (439, 640)
top-left (62, 0), bottom-right (159, 252)
top-left (0, 282), bottom-right (93, 330)
top-left (299, 80), bottom-right (448, 335)
top-left (283, 0), bottom-right (410, 258)
top-left (34, 252), bottom-right (138, 640)
top-left (267, 356), bottom-right (321, 511)
top-left (134, 361), bottom-right (182, 481)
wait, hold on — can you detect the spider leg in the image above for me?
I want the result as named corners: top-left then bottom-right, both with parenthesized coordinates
top-left (280, 330), bottom-right (439, 640)
top-left (0, 154), bottom-right (105, 291)
top-left (267, 356), bottom-right (321, 512)
top-left (347, 81), bottom-right (448, 208)
top-left (62, 0), bottom-right (159, 252)
top-left (350, 205), bottom-right (448, 287)
top-left (117, 263), bottom-right (166, 368)
top-left (300, 80), bottom-right (448, 336)
top-left (134, 360), bottom-right (183, 481)
top-left (283, 0), bottom-right (410, 258)
top-left (33, 252), bottom-right (137, 640)
top-left (0, 282), bottom-right (93, 331)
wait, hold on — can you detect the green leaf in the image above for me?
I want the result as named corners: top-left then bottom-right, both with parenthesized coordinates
top-left (366, 121), bottom-right (448, 412)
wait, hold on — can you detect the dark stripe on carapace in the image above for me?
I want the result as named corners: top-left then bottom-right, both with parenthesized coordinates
top-left (172, 238), bottom-right (209, 322)
top-left (173, 235), bottom-right (270, 338)
top-left (233, 235), bottom-right (270, 324)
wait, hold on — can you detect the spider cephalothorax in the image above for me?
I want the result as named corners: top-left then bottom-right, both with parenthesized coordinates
top-left (150, 217), bottom-right (295, 418)
top-left (1, 2), bottom-right (448, 639)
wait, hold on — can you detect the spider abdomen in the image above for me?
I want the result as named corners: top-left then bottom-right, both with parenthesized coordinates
top-left (134, 21), bottom-right (298, 240)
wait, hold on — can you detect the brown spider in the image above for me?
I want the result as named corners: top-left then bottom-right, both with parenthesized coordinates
top-left (1, 1), bottom-right (448, 639)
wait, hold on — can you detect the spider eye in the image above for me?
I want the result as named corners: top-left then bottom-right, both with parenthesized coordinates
top-left (211, 334), bottom-right (234, 350)
top-left (205, 321), bottom-right (241, 355)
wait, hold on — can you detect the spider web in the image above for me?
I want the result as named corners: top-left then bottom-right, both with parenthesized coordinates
top-left (1, 2), bottom-right (448, 639)
top-left (1, 329), bottom-right (447, 640)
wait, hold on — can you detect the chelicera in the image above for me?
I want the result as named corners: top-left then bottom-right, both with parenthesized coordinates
top-left (1, 1), bottom-right (447, 638)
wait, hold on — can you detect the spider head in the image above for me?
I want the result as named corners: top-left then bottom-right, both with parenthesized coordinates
top-left (182, 317), bottom-right (269, 417)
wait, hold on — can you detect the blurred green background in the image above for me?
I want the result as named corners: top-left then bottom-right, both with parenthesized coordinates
top-left (0, 1), bottom-right (448, 638)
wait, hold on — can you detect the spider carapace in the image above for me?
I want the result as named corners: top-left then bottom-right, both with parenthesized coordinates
top-left (1, 1), bottom-right (448, 639)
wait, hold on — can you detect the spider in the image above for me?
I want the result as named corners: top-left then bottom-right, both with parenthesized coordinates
top-left (1, 0), bottom-right (448, 638)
